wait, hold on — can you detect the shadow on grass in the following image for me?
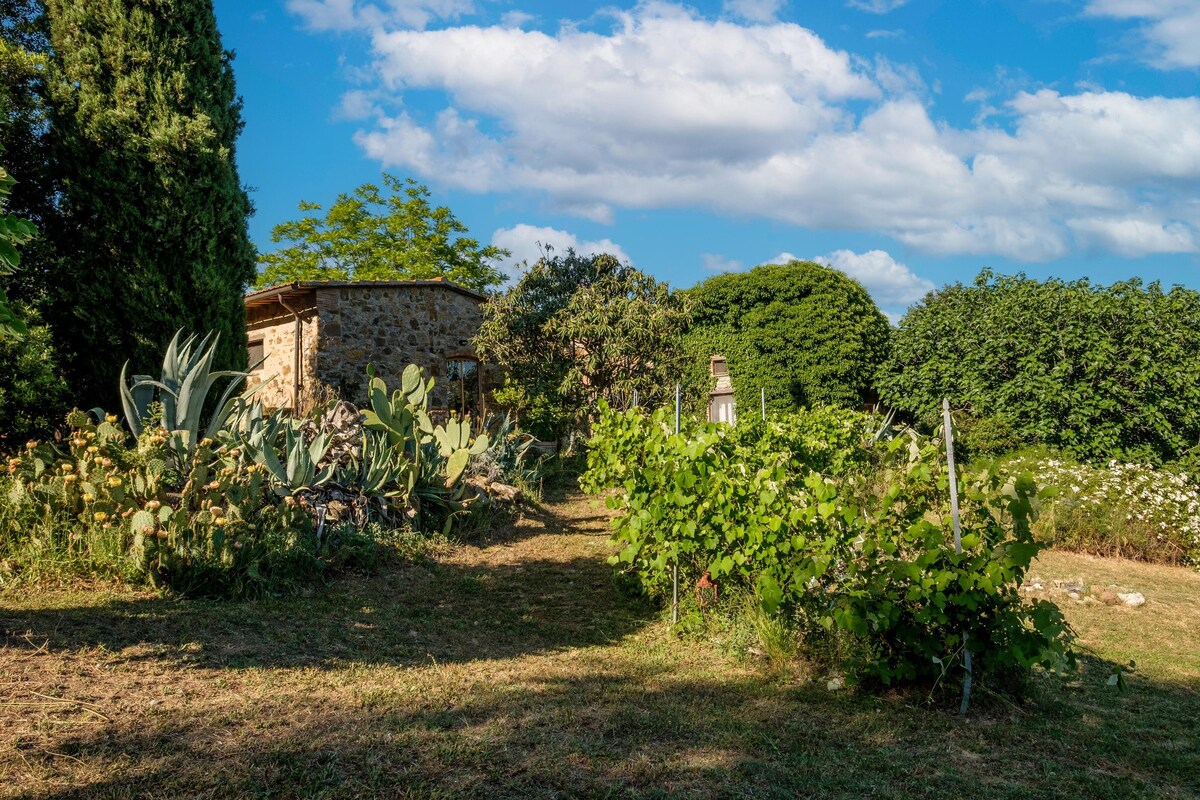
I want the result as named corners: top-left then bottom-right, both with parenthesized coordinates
top-left (15, 656), bottom-right (1200, 800)
top-left (0, 547), bottom-right (648, 671)
top-left (4, 483), bottom-right (1198, 798)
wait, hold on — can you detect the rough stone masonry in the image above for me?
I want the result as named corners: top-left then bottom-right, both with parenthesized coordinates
top-left (244, 280), bottom-right (492, 413)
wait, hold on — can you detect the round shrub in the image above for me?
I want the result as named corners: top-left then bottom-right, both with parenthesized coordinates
top-left (680, 261), bottom-right (891, 417)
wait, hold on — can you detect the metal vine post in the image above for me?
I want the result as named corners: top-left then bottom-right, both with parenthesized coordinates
top-left (672, 383), bottom-right (681, 625)
top-left (943, 398), bottom-right (973, 715)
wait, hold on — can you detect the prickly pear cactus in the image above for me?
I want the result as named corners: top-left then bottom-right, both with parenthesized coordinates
top-left (444, 448), bottom-right (470, 488)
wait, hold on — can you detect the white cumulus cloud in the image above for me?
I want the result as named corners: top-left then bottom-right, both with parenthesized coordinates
top-left (490, 224), bottom-right (632, 283)
top-left (1086, 0), bottom-right (1200, 69)
top-left (701, 253), bottom-right (745, 273)
top-left (722, 0), bottom-right (787, 23)
top-left (810, 249), bottom-right (935, 306)
top-left (301, 2), bottom-right (1200, 262)
top-left (847, 0), bottom-right (908, 14)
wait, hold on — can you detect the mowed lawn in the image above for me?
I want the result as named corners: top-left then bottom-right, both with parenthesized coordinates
top-left (3, 492), bottom-right (1198, 799)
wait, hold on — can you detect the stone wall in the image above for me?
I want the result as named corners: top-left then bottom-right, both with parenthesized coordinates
top-left (313, 284), bottom-right (486, 410)
top-left (246, 302), bottom-right (320, 410)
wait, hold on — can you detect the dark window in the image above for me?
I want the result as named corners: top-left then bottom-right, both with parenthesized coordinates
top-left (248, 340), bottom-right (265, 371)
top-left (446, 358), bottom-right (480, 417)
top-left (711, 357), bottom-right (728, 376)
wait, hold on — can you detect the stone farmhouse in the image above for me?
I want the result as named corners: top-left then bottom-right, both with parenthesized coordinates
top-left (244, 279), bottom-right (489, 415)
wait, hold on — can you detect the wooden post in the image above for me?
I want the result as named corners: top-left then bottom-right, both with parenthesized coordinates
top-left (761, 387), bottom-right (766, 421)
top-left (943, 398), bottom-right (972, 715)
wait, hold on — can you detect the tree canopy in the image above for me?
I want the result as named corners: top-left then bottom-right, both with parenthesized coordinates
top-left (679, 261), bottom-right (892, 417)
top-left (475, 249), bottom-right (692, 440)
top-left (6, 0), bottom-right (258, 407)
top-left (0, 153), bottom-right (37, 338)
top-left (878, 271), bottom-right (1200, 464)
top-left (257, 174), bottom-right (508, 292)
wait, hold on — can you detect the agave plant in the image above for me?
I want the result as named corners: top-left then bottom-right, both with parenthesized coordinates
top-left (120, 330), bottom-right (260, 469)
top-left (337, 429), bottom-right (414, 502)
top-left (252, 421), bottom-right (336, 496)
top-left (468, 413), bottom-right (539, 484)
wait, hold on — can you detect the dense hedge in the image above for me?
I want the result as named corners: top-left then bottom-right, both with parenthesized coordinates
top-left (878, 271), bottom-right (1200, 464)
top-left (680, 261), bottom-right (891, 418)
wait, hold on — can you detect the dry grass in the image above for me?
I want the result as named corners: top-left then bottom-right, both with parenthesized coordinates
top-left (2, 489), bottom-right (1198, 799)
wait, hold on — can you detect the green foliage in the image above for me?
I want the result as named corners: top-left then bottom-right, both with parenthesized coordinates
top-left (0, 302), bottom-right (67, 437)
top-left (257, 174), bottom-right (507, 292)
top-left (475, 248), bottom-right (693, 440)
top-left (0, 152), bottom-right (38, 338)
top-left (251, 422), bottom-right (336, 496)
top-left (361, 362), bottom-right (492, 531)
top-left (582, 403), bottom-right (1074, 688)
top-left (0, 4), bottom-right (52, 297)
top-left (120, 330), bottom-right (257, 472)
top-left (679, 261), bottom-right (892, 418)
top-left (467, 413), bottom-right (544, 488)
top-left (879, 271), bottom-right (1200, 464)
top-left (2, 413), bottom-right (315, 597)
top-left (336, 430), bottom-right (413, 505)
top-left (21, 0), bottom-right (257, 407)
top-left (0, 329), bottom-right (527, 595)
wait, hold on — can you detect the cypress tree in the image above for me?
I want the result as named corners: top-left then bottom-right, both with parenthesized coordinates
top-left (40, 0), bottom-right (254, 406)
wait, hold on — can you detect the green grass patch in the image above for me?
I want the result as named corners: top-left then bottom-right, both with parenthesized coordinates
top-left (2, 492), bottom-right (1197, 799)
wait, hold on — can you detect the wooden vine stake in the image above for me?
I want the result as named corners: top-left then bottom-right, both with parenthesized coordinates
top-left (672, 384), bottom-right (681, 625)
top-left (943, 398), bottom-right (973, 715)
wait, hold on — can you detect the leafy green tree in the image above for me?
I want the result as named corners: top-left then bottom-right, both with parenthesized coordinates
top-left (0, 1), bottom-right (51, 319)
top-left (258, 174), bottom-right (507, 292)
top-left (0, 1), bottom-right (52, 227)
top-left (31, 0), bottom-right (256, 407)
top-left (475, 249), bottom-right (692, 440)
top-left (0, 154), bottom-right (38, 338)
top-left (878, 271), bottom-right (1200, 464)
top-left (0, 302), bottom-right (67, 438)
top-left (680, 261), bottom-right (892, 417)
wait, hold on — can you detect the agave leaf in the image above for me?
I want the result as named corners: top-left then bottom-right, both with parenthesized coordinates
top-left (259, 433), bottom-right (288, 485)
top-left (161, 330), bottom-right (186, 388)
top-left (203, 374), bottom-right (256, 443)
top-left (177, 337), bottom-right (219, 440)
top-left (184, 331), bottom-right (215, 376)
top-left (284, 428), bottom-right (302, 484)
top-left (119, 361), bottom-right (145, 438)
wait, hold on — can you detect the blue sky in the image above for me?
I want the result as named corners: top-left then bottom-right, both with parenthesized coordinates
top-left (212, 0), bottom-right (1200, 319)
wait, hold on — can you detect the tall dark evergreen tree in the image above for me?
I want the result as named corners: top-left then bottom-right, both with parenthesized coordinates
top-left (0, 1), bottom-right (55, 302)
top-left (40, 0), bottom-right (255, 405)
